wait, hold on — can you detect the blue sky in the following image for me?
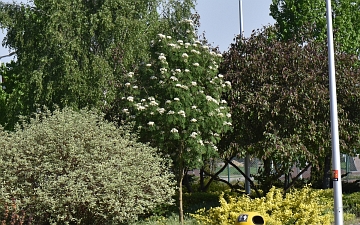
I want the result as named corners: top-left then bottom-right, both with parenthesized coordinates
top-left (0, 0), bottom-right (275, 62)
top-left (196, 0), bottom-right (274, 52)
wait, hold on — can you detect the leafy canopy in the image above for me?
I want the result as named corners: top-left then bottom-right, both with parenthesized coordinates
top-left (121, 21), bottom-right (232, 170)
top-left (0, 0), bottom-right (197, 129)
top-left (220, 26), bottom-right (360, 189)
top-left (270, 0), bottom-right (360, 54)
top-left (112, 12), bottom-right (228, 223)
top-left (0, 108), bottom-right (175, 224)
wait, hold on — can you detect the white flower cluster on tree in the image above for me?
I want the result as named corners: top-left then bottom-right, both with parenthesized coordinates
top-left (122, 29), bottom-right (232, 169)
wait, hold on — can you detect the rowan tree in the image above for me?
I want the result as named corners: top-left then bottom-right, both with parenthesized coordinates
top-left (120, 19), bottom-right (232, 223)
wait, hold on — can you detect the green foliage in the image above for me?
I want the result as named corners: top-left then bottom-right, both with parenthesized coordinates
top-left (182, 192), bottom-right (220, 213)
top-left (343, 192), bottom-right (360, 217)
top-left (220, 25), bottom-right (360, 191)
top-left (122, 23), bottom-right (232, 171)
top-left (118, 18), bottom-right (231, 222)
top-left (0, 62), bottom-right (6, 125)
top-left (270, 0), bottom-right (327, 41)
top-left (0, 0), bottom-right (198, 129)
top-left (270, 0), bottom-right (360, 54)
top-left (197, 180), bottom-right (230, 194)
top-left (0, 61), bottom-right (25, 130)
top-left (192, 186), bottom-right (336, 225)
top-left (0, 108), bottom-right (175, 224)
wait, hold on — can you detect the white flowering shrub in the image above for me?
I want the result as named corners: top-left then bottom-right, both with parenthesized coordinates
top-left (122, 20), bottom-right (232, 170)
top-left (0, 108), bottom-right (175, 224)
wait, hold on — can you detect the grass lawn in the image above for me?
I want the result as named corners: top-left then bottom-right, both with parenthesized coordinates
top-left (130, 214), bottom-right (198, 225)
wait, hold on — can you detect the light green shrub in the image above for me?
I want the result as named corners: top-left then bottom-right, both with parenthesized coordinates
top-left (192, 186), bottom-right (336, 225)
top-left (0, 108), bottom-right (175, 224)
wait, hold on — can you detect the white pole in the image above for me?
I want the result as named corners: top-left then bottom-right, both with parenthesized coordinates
top-left (325, 0), bottom-right (343, 224)
top-left (239, 0), bottom-right (244, 38)
top-left (239, 0), bottom-right (250, 195)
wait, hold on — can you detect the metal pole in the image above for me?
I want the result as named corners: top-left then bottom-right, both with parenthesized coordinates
top-left (239, 0), bottom-right (244, 38)
top-left (239, 0), bottom-right (250, 195)
top-left (227, 163), bottom-right (230, 183)
top-left (245, 155), bottom-right (250, 194)
top-left (346, 155), bottom-right (349, 183)
top-left (325, 1), bottom-right (343, 224)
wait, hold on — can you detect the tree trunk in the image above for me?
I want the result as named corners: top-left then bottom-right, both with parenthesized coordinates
top-left (199, 167), bottom-right (205, 191)
top-left (227, 159), bottom-right (262, 197)
top-left (200, 161), bottom-right (228, 192)
top-left (178, 168), bottom-right (185, 225)
top-left (284, 163), bottom-right (312, 192)
top-left (284, 173), bottom-right (290, 190)
top-left (183, 173), bottom-right (193, 193)
top-left (176, 145), bottom-right (186, 225)
top-left (262, 158), bottom-right (273, 193)
top-left (322, 153), bottom-right (332, 189)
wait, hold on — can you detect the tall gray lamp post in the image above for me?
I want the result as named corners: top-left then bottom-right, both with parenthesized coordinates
top-left (238, 0), bottom-right (251, 195)
top-left (325, 0), bottom-right (343, 224)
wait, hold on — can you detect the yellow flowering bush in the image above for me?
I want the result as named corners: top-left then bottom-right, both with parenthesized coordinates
top-left (192, 186), bottom-right (335, 225)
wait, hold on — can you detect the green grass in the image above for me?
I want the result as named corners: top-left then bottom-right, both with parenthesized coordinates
top-left (130, 214), bottom-right (198, 225)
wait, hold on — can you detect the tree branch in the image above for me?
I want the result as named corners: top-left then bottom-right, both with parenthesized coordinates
top-left (226, 158), bottom-right (261, 197)
top-left (202, 169), bottom-right (245, 195)
top-left (0, 52), bottom-right (16, 60)
top-left (200, 161), bottom-right (229, 192)
top-left (284, 163), bottom-right (312, 192)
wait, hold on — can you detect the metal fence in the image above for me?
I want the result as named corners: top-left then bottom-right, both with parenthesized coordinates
top-left (215, 158), bottom-right (261, 183)
top-left (213, 154), bottom-right (360, 183)
top-left (341, 154), bottom-right (360, 182)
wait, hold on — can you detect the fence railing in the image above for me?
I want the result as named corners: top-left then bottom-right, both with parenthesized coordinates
top-left (212, 155), bottom-right (360, 184)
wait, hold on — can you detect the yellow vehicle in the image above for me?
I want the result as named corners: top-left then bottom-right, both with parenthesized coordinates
top-left (235, 212), bottom-right (265, 225)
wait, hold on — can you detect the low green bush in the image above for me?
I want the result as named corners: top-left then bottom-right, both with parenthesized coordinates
top-left (343, 191), bottom-right (360, 217)
top-left (0, 108), bottom-right (175, 224)
top-left (182, 192), bottom-right (220, 213)
top-left (181, 178), bottom-right (235, 213)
